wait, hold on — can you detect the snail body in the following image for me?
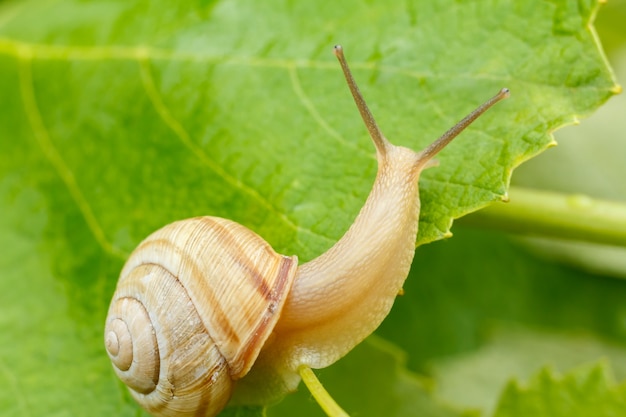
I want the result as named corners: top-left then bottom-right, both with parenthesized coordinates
top-left (104, 45), bottom-right (509, 417)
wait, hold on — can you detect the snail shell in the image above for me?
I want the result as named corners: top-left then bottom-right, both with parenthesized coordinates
top-left (104, 217), bottom-right (297, 416)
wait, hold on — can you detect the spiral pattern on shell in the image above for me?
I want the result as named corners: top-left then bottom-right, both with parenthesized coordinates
top-left (104, 217), bottom-right (298, 417)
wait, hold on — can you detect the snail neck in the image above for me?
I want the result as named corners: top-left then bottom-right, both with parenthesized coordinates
top-left (264, 47), bottom-right (509, 375)
top-left (274, 142), bottom-right (429, 369)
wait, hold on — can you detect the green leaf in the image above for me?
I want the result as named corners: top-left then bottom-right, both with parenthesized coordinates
top-left (430, 326), bottom-right (626, 415)
top-left (219, 406), bottom-right (265, 417)
top-left (0, 0), bottom-right (618, 416)
top-left (0, 178), bottom-right (134, 416)
top-left (0, 0), bottom-right (617, 258)
top-left (493, 362), bottom-right (626, 417)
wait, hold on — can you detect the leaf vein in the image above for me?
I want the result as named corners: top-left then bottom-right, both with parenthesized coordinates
top-left (287, 63), bottom-right (369, 156)
top-left (137, 57), bottom-right (333, 245)
top-left (16, 49), bottom-right (125, 260)
top-left (0, 38), bottom-right (519, 86)
top-left (3, 38), bottom-right (616, 95)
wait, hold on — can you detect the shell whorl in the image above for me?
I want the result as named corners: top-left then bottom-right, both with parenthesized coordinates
top-left (104, 216), bottom-right (298, 417)
top-left (105, 296), bottom-right (159, 393)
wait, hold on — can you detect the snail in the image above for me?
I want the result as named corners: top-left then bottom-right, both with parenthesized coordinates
top-left (104, 45), bottom-right (509, 417)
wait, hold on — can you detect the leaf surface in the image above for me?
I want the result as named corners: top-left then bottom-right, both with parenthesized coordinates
top-left (493, 363), bottom-right (626, 417)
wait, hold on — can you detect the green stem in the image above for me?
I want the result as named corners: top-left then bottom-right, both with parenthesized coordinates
top-left (460, 186), bottom-right (626, 247)
top-left (299, 366), bottom-right (350, 417)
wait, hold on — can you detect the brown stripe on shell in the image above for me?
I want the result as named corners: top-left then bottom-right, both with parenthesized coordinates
top-left (235, 255), bottom-right (296, 378)
top-left (197, 217), bottom-right (273, 300)
top-left (135, 237), bottom-right (240, 345)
